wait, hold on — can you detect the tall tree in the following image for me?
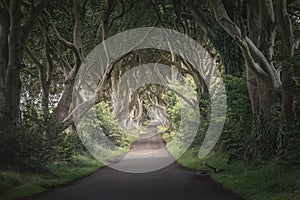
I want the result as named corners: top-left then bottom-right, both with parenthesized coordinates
top-left (185, 0), bottom-right (299, 128)
top-left (0, 0), bottom-right (48, 130)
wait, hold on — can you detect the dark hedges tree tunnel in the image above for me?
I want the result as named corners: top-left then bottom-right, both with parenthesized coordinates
top-left (0, 0), bottom-right (299, 184)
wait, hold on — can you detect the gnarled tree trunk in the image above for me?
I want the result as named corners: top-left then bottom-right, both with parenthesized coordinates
top-left (0, 0), bottom-right (48, 131)
top-left (0, 4), bottom-right (21, 130)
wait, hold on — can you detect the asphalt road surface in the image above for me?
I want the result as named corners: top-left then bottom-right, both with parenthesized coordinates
top-left (34, 122), bottom-right (242, 200)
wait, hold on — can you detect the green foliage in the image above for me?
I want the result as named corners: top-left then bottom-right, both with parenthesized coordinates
top-left (210, 29), bottom-right (245, 76)
top-left (173, 148), bottom-right (228, 172)
top-left (0, 154), bottom-right (103, 200)
top-left (0, 171), bottom-right (23, 194)
top-left (0, 99), bottom-right (131, 172)
top-left (94, 103), bottom-right (124, 146)
top-left (0, 126), bottom-right (51, 171)
top-left (212, 161), bottom-right (300, 200)
top-left (244, 114), bottom-right (276, 160)
top-left (79, 102), bottom-right (131, 150)
top-left (221, 74), bottom-right (252, 160)
top-left (242, 111), bottom-right (299, 163)
top-left (162, 87), bottom-right (209, 148)
top-left (163, 90), bottom-right (181, 132)
top-left (162, 84), bottom-right (211, 148)
top-left (173, 149), bottom-right (300, 200)
top-left (275, 119), bottom-right (300, 163)
top-left (55, 130), bottom-right (85, 161)
top-left (1, 104), bottom-right (83, 170)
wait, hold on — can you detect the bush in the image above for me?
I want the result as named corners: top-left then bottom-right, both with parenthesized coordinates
top-left (55, 129), bottom-right (86, 161)
top-left (220, 74), bottom-right (252, 160)
top-left (78, 102), bottom-right (131, 150)
top-left (244, 114), bottom-right (276, 160)
top-left (276, 121), bottom-right (300, 163)
top-left (0, 126), bottom-right (52, 171)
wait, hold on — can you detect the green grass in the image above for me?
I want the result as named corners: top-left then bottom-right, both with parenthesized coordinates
top-left (0, 154), bottom-right (104, 200)
top-left (171, 148), bottom-right (300, 200)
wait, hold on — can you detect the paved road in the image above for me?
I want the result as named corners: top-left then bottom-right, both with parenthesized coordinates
top-left (35, 122), bottom-right (242, 200)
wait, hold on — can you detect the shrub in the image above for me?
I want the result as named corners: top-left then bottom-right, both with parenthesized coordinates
top-left (0, 126), bottom-right (52, 171)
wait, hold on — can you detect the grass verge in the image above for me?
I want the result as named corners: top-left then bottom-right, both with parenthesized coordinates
top-left (0, 154), bottom-right (103, 200)
top-left (170, 147), bottom-right (300, 200)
